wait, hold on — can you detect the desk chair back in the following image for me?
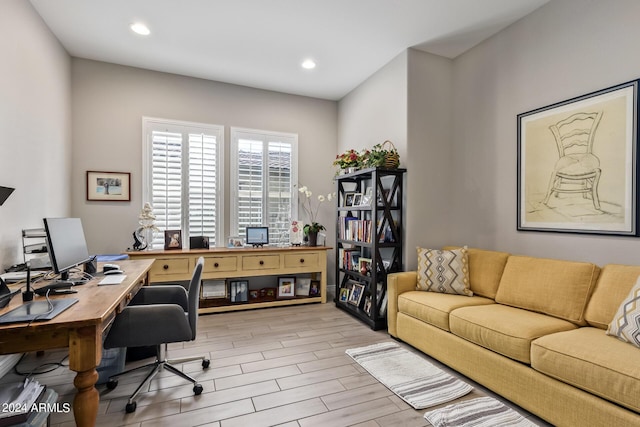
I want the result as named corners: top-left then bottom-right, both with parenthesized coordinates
top-left (188, 257), bottom-right (204, 340)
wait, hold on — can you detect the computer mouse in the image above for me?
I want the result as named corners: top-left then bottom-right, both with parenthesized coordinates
top-left (104, 269), bottom-right (124, 275)
top-left (103, 263), bottom-right (121, 272)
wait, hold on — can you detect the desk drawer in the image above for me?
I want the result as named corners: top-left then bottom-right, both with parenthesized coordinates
top-left (150, 258), bottom-right (190, 276)
top-left (203, 256), bottom-right (238, 273)
top-left (283, 252), bottom-right (319, 269)
top-left (242, 254), bottom-right (280, 270)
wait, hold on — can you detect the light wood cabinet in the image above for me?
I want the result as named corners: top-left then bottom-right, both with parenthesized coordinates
top-left (127, 246), bottom-right (330, 314)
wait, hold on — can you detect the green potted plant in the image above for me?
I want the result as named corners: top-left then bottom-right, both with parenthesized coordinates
top-left (363, 141), bottom-right (400, 168)
top-left (298, 185), bottom-right (335, 246)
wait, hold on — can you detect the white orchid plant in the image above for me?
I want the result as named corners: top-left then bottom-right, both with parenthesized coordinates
top-left (298, 185), bottom-right (336, 234)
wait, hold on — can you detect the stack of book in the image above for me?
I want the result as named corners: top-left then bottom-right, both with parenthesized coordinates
top-left (0, 378), bottom-right (51, 427)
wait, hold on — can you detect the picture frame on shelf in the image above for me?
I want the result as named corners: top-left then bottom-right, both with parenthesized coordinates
top-left (249, 289), bottom-right (259, 301)
top-left (353, 193), bottom-right (363, 206)
top-left (309, 280), bottom-right (320, 296)
top-left (348, 283), bottom-right (365, 306)
top-left (339, 288), bottom-right (350, 302)
top-left (227, 236), bottom-right (244, 248)
top-left (289, 220), bottom-right (304, 245)
top-left (359, 258), bottom-right (372, 276)
top-left (363, 295), bottom-right (372, 315)
top-left (359, 187), bottom-right (373, 207)
top-left (229, 280), bottom-right (248, 303)
top-left (344, 192), bottom-right (357, 207)
top-left (201, 280), bottom-right (227, 299)
top-left (277, 277), bottom-right (295, 298)
top-left (86, 171), bottom-right (131, 202)
top-left (295, 277), bottom-right (311, 296)
top-left (164, 230), bottom-right (182, 250)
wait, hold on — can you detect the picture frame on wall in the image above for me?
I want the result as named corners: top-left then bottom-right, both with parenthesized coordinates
top-left (164, 230), bottom-right (183, 250)
top-left (86, 171), bottom-right (131, 201)
top-left (517, 79), bottom-right (639, 236)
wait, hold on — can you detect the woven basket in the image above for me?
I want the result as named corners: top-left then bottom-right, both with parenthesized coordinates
top-left (382, 140), bottom-right (400, 169)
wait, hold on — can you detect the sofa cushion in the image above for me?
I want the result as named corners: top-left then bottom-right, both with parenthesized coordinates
top-left (450, 304), bottom-right (578, 364)
top-left (495, 256), bottom-right (599, 325)
top-left (585, 264), bottom-right (640, 329)
top-left (398, 291), bottom-right (494, 331)
top-left (416, 247), bottom-right (472, 296)
top-left (443, 247), bottom-right (510, 299)
top-left (607, 276), bottom-right (640, 348)
top-left (531, 327), bottom-right (640, 413)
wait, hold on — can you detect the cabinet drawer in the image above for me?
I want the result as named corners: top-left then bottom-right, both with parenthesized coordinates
top-left (150, 258), bottom-right (190, 276)
top-left (242, 254), bottom-right (280, 270)
top-left (283, 252), bottom-right (319, 269)
top-left (203, 256), bottom-right (238, 273)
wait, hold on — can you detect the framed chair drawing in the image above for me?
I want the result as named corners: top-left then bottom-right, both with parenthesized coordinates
top-left (517, 79), bottom-right (639, 236)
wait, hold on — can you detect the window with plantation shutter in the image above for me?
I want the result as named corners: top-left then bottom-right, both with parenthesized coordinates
top-left (143, 118), bottom-right (223, 249)
top-left (231, 128), bottom-right (298, 245)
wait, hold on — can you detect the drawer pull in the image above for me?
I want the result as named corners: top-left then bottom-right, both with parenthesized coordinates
top-left (259, 260), bottom-right (264, 265)
top-left (214, 262), bottom-right (219, 268)
top-left (300, 258), bottom-right (305, 264)
top-left (163, 264), bottom-right (169, 270)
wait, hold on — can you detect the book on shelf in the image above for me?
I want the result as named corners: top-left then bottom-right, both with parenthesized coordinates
top-left (338, 217), bottom-right (372, 242)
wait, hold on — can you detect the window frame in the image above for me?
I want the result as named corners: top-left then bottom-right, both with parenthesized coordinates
top-left (142, 116), bottom-right (225, 248)
top-left (230, 127), bottom-right (299, 241)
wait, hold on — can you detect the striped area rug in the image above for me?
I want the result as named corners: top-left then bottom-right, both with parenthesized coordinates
top-left (345, 342), bottom-right (473, 409)
top-left (424, 397), bottom-right (539, 427)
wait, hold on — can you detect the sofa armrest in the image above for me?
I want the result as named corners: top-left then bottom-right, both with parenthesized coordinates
top-left (387, 271), bottom-right (417, 337)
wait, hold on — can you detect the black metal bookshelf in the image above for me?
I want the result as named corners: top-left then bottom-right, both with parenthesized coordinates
top-left (334, 167), bottom-right (405, 330)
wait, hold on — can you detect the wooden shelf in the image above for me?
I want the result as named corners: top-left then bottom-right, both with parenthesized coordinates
top-left (127, 246), bottom-right (330, 315)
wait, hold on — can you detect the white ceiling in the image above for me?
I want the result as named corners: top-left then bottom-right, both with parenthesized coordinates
top-left (30, 0), bottom-right (548, 100)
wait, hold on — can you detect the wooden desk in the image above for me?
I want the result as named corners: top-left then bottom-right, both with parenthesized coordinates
top-left (127, 246), bottom-right (330, 314)
top-left (0, 259), bottom-right (154, 427)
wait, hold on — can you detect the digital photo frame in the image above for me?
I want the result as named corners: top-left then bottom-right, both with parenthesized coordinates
top-left (246, 226), bottom-right (269, 247)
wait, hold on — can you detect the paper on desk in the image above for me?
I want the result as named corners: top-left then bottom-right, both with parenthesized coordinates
top-left (99, 275), bottom-right (126, 285)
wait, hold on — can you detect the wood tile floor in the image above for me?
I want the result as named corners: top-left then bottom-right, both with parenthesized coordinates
top-left (1, 303), bottom-right (550, 426)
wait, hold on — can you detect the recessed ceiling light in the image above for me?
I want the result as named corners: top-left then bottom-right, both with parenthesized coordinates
top-left (130, 23), bottom-right (150, 36)
top-left (301, 59), bottom-right (316, 70)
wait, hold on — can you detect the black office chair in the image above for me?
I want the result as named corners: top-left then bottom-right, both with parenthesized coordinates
top-left (103, 257), bottom-right (209, 413)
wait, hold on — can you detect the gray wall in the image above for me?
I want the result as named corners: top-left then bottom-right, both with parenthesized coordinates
top-left (406, 49), bottom-right (453, 269)
top-left (338, 0), bottom-right (640, 268)
top-left (0, 0), bottom-right (71, 271)
top-left (71, 59), bottom-right (338, 258)
top-left (450, 0), bottom-right (640, 265)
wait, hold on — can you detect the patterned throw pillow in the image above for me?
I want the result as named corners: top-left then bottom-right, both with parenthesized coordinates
top-left (416, 246), bottom-right (472, 296)
top-left (607, 276), bottom-right (640, 348)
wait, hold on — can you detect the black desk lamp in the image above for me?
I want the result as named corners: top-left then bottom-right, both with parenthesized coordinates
top-left (22, 264), bottom-right (33, 302)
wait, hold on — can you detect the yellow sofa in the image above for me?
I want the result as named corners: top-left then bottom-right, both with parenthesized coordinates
top-left (387, 248), bottom-right (640, 427)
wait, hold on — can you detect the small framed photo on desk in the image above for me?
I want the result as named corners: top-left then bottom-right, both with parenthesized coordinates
top-left (164, 230), bottom-right (183, 250)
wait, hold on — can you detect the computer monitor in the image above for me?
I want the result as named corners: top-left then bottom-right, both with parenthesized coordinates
top-left (245, 226), bottom-right (269, 247)
top-left (43, 217), bottom-right (92, 283)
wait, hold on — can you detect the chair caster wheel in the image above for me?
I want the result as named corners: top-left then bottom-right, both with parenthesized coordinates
top-left (125, 402), bottom-right (137, 413)
top-left (106, 379), bottom-right (118, 390)
top-left (193, 384), bottom-right (203, 395)
top-left (202, 359), bottom-right (210, 369)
